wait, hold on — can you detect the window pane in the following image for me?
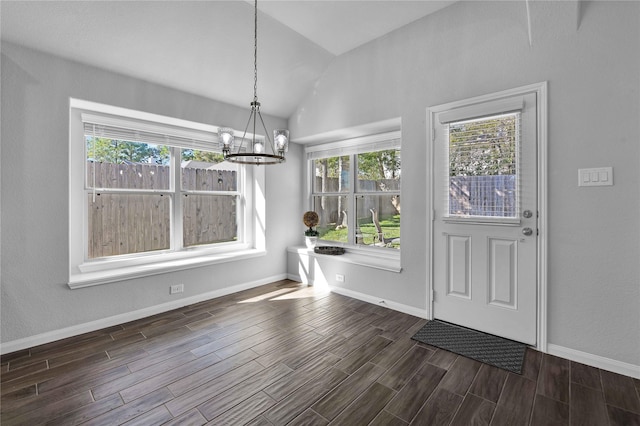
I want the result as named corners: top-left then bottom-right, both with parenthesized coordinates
top-left (312, 195), bottom-right (348, 243)
top-left (181, 149), bottom-right (237, 191)
top-left (313, 156), bottom-right (350, 193)
top-left (356, 149), bottom-right (401, 192)
top-left (86, 137), bottom-right (170, 190)
top-left (448, 113), bottom-right (518, 217)
top-left (183, 194), bottom-right (237, 247)
top-left (355, 194), bottom-right (400, 249)
top-left (87, 193), bottom-right (170, 259)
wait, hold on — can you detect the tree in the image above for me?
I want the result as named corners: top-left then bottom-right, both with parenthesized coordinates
top-left (86, 137), bottom-right (169, 164)
top-left (181, 149), bottom-right (224, 164)
top-left (357, 149), bottom-right (401, 189)
top-left (449, 115), bottom-right (517, 177)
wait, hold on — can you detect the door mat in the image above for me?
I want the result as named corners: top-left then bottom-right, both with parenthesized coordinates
top-left (411, 320), bottom-right (526, 374)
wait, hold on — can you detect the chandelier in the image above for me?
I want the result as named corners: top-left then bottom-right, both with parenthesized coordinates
top-left (218, 0), bottom-right (289, 165)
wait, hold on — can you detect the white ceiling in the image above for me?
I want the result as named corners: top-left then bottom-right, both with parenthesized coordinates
top-left (1, 0), bottom-right (456, 118)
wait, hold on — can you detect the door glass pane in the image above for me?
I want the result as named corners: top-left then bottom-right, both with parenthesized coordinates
top-left (183, 194), bottom-right (237, 247)
top-left (86, 137), bottom-right (170, 190)
top-left (181, 149), bottom-right (237, 191)
top-left (448, 113), bottom-right (519, 218)
top-left (355, 195), bottom-right (400, 249)
top-left (313, 156), bottom-right (350, 193)
top-left (312, 195), bottom-right (348, 243)
top-left (356, 149), bottom-right (401, 192)
top-left (87, 193), bottom-right (170, 259)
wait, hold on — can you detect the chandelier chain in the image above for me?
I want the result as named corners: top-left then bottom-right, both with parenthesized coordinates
top-left (253, 0), bottom-right (258, 103)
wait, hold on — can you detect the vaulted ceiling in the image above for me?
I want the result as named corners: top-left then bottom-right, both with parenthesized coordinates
top-left (1, 1), bottom-right (456, 118)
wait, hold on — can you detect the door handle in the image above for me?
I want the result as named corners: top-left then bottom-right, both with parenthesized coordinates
top-left (522, 227), bottom-right (534, 236)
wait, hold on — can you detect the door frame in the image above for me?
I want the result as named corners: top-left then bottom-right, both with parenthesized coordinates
top-left (427, 81), bottom-right (548, 352)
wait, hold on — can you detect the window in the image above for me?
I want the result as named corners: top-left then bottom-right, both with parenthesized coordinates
top-left (69, 99), bottom-right (264, 287)
top-left (307, 132), bottom-right (401, 251)
top-left (447, 112), bottom-right (520, 218)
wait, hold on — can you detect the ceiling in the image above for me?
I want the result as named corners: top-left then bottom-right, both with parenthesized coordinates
top-left (1, 0), bottom-right (456, 118)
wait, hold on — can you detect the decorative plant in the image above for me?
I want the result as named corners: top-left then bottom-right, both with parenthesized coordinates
top-left (303, 211), bottom-right (319, 237)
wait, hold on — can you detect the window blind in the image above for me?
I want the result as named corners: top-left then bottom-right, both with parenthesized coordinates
top-left (305, 131), bottom-right (401, 160)
top-left (438, 96), bottom-right (524, 124)
top-left (81, 113), bottom-right (219, 152)
top-left (445, 112), bottom-right (521, 218)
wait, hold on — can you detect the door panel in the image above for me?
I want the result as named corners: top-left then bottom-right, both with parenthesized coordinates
top-left (446, 234), bottom-right (471, 299)
top-left (432, 92), bottom-right (538, 345)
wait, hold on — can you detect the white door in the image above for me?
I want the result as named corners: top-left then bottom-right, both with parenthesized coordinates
top-left (432, 92), bottom-right (538, 345)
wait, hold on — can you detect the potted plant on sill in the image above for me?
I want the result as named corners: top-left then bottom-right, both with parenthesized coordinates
top-left (303, 211), bottom-right (319, 249)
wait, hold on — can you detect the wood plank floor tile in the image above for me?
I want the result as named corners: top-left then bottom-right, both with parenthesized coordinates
top-left (120, 404), bottom-right (173, 426)
top-left (491, 374), bottom-right (537, 426)
top-left (370, 336), bottom-right (418, 370)
top-left (410, 388), bottom-right (463, 426)
top-left (570, 383), bottom-right (609, 426)
top-left (469, 363), bottom-right (509, 403)
top-left (426, 348), bottom-right (459, 370)
top-left (607, 405), bottom-right (640, 426)
top-left (263, 368), bottom-right (348, 425)
top-left (537, 354), bottom-right (570, 404)
top-left (450, 393), bottom-right (496, 426)
top-left (377, 345), bottom-right (432, 391)
top-left (3, 391), bottom-right (94, 426)
top-left (334, 335), bottom-right (392, 374)
top-left (370, 410), bottom-right (408, 426)
top-left (161, 408), bottom-right (208, 426)
top-left (206, 391), bottom-right (276, 426)
top-left (438, 355), bottom-right (482, 396)
top-left (263, 353), bottom-right (342, 402)
top-left (529, 394), bottom-right (569, 426)
top-left (288, 408), bottom-right (329, 426)
top-left (521, 348), bottom-right (542, 382)
top-left (384, 362), bottom-right (447, 422)
top-left (44, 393), bottom-right (123, 426)
top-left (328, 382), bottom-right (396, 426)
top-left (84, 387), bottom-right (173, 425)
top-left (600, 369), bottom-right (640, 414)
top-left (312, 362), bottom-right (387, 421)
top-left (570, 361), bottom-right (602, 390)
top-left (2, 280), bottom-right (638, 426)
top-left (167, 360), bottom-right (265, 414)
top-left (195, 362), bottom-right (292, 420)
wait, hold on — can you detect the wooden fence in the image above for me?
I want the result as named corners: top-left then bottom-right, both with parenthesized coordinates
top-left (87, 162), bottom-right (237, 259)
top-left (449, 174), bottom-right (516, 217)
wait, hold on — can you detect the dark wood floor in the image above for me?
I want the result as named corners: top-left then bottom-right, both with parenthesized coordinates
top-left (2, 280), bottom-right (639, 426)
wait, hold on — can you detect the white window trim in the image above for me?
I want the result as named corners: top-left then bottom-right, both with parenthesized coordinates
top-left (304, 128), bottom-right (402, 271)
top-left (68, 99), bottom-right (266, 289)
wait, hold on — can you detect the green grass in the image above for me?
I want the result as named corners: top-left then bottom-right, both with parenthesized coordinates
top-left (318, 214), bottom-right (400, 248)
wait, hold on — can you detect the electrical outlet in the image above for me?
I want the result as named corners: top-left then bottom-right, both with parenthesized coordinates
top-left (170, 284), bottom-right (184, 294)
top-left (335, 274), bottom-right (345, 282)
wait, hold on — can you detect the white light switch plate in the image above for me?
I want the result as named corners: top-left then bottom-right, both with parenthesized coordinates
top-left (578, 167), bottom-right (613, 187)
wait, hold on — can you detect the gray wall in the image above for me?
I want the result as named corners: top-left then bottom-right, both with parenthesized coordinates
top-left (289, 1), bottom-right (640, 366)
top-left (1, 41), bottom-right (302, 344)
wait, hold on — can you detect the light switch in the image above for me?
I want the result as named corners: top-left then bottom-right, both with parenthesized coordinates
top-left (578, 167), bottom-right (614, 187)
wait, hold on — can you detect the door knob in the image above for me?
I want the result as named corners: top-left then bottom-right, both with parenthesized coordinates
top-left (522, 227), bottom-right (533, 236)
top-left (523, 210), bottom-right (533, 218)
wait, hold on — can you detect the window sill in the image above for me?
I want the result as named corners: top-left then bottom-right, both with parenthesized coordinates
top-left (68, 248), bottom-right (266, 289)
top-left (287, 245), bottom-right (402, 273)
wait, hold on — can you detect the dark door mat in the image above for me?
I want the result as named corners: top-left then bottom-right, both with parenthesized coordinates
top-left (411, 320), bottom-right (526, 374)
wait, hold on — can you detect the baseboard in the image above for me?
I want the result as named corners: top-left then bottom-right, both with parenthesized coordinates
top-left (287, 272), bottom-right (427, 319)
top-left (328, 286), bottom-right (427, 319)
top-left (0, 274), bottom-right (287, 355)
top-left (547, 343), bottom-right (640, 379)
